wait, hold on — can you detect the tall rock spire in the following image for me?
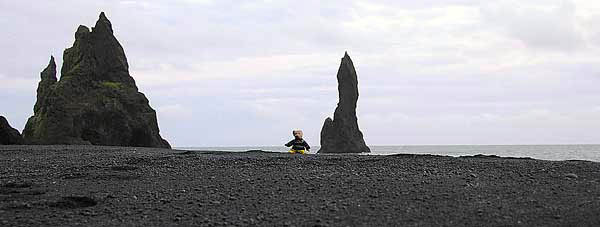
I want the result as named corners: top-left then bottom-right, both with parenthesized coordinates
top-left (61, 12), bottom-right (131, 84)
top-left (34, 56), bottom-right (57, 112)
top-left (94, 12), bottom-right (114, 34)
top-left (41, 56), bottom-right (57, 82)
top-left (23, 12), bottom-right (170, 148)
top-left (318, 52), bottom-right (370, 153)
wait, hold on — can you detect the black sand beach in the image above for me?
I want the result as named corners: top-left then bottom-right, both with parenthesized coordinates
top-left (1, 146), bottom-right (599, 226)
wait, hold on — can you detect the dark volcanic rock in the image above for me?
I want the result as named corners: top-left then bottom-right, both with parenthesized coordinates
top-left (0, 116), bottom-right (24, 145)
top-left (22, 12), bottom-right (170, 148)
top-left (318, 52), bottom-right (370, 153)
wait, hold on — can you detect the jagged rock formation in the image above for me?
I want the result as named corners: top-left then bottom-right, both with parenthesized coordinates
top-left (0, 116), bottom-right (24, 145)
top-left (318, 52), bottom-right (370, 153)
top-left (23, 12), bottom-right (170, 148)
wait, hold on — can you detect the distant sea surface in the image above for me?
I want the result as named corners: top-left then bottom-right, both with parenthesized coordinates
top-left (178, 145), bottom-right (600, 162)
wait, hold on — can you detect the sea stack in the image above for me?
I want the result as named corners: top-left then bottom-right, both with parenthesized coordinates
top-left (318, 52), bottom-right (370, 153)
top-left (22, 12), bottom-right (170, 148)
top-left (0, 116), bottom-right (25, 145)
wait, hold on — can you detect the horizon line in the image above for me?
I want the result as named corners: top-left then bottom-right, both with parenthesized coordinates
top-left (175, 144), bottom-right (600, 148)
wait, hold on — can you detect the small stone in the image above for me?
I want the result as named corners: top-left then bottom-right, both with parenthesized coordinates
top-left (565, 173), bottom-right (578, 179)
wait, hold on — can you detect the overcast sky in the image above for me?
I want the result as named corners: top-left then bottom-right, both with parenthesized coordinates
top-left (1, 0), bottom-right (600, 147)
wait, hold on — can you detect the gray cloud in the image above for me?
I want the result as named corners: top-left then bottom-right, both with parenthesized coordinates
top-left (480, 0), bottom-right (585, 51)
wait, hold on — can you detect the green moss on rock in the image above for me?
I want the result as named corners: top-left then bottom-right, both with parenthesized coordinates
top-left (101, 81), bottom-right (123, 90)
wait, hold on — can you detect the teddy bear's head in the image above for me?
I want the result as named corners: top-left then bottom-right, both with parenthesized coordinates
top-left (292, 130), bottom-right (303, 139)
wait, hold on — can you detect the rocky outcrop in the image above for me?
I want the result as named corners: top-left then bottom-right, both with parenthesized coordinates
top-left (318, 52), bottom-right (370, 153)
top-left (23, 12), bottom-right (170, 148)
top-left (0, 116), bottom-right (24, 145)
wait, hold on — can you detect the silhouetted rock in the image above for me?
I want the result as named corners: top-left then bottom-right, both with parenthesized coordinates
top-left (34, 56), bottom-right (57, 113)
top-left (23, 12), bottom-right (170, 148)
top-left (0, 116), bottom-right (24, 145)
top-left (318, 52), bottom-right (370, 153)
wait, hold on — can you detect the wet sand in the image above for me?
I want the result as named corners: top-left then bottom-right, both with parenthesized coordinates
top-left (1, 145), bottom-right (599, 226)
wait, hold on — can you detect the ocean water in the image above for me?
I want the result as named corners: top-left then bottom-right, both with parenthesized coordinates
top-left (178, 144), bottom-right (600, 162)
